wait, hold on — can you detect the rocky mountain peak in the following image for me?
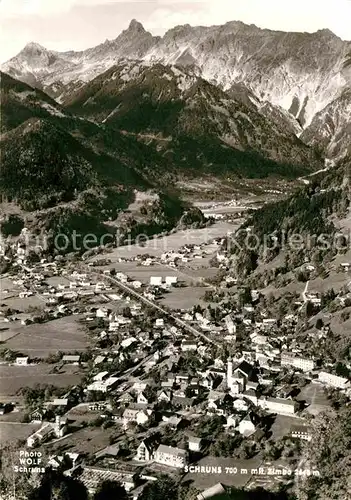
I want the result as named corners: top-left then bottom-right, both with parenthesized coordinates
top-left (2, 19), bottom-right (350, 146)
top-left (315, 28), bottom-right (339, 39)
top-left (127, 19), bottom-right (146, 34)
top-left (21, 42), bottom-right (49, 56)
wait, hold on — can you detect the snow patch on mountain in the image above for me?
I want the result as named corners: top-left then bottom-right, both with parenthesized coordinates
top-left (11, 90), bottom-right (37, 101)
top-left (102, 104), bottom-right (122, 123)
top-left (40, 102), bottom-right (66, 117)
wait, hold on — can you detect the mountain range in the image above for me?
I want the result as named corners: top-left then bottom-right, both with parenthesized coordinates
top-left (2, 19), bottom-right (351, 162)
top-left (1, 19), bottom-right (351, 254)
top-left (63, 61), bottom-right (321, 178)
top-left (0, 71), bottom-right (207, 250)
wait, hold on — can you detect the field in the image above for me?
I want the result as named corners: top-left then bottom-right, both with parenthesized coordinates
top-left (0, 409), bottom-right (27, 423)
top-left (0, 276), bottom-right (45, 310)
top-left (92, 260), bottom-right (214, 309)
top-left (1, 295), bottom-right (45, 311)
top-left (0, 328), bottom-right (20, 342)
top-left (0, 422), bottom-right (41, 445)
top-left (1, 316), bottom-right (88, 357)
top-left (107, 261), bottom-right (194, 285)
top-left (270, 415), bottom-right (306, 440)
top-left (160, 287), bottom-right (208, 309)
top-left (65, 403), bottom-right (108, 424)
top-left (0, 364), bottom-right (83, 396)
top-left (296, 382), bottom-right (331, 415)
top-left (44, 426), bottom-right (118, 456)
top-left (94, 221), bottom-right (237, 261)
top-left (46, 276), bottom-right (72, 287)
top-left (87, 222), bottom-right (239, 309)
top-left (0, 277), bottom-right (21, 297)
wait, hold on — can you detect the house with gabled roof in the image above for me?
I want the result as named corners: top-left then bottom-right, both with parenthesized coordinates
top-left (158, 390), bottom-right (172, 402)
top-left (30, 408), bottom-right (44, 423)
top-left (118, 392), bottom-right (135, 404)
top-left (135, 436), bottom-right (158, 462)
top-left (137, 392), bottom-right (150, 405)
top-left (172, 395), bottom-right (195, 409)
top-left (188, 436), bottom-right (202, 452)
top-left (122, 408), bottom-right (152, 429)
top-left (233, 398), bottom-right (249, 412)
top-left (62, 355), bottom-right (80, 365)
top-left (196, 483), bottom-right (230, 500)
top-left (15, 356), bottom-right (29, 366)
top-left (164, 415), bottom-right (184, 429)
top-left (50, 398), bottom-right (69, 408)
top-left (238, 414), bottom-right (256, 436)
top-left (227, 359), bottom-right (257, 394)
top-left (94, 355), bottom-right (107, 365)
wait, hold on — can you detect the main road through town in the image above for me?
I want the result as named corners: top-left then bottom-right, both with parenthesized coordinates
top-left (80, 265), bottom-right (221, 348)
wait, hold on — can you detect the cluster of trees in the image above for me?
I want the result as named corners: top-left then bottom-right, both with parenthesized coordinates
top-left (20, 384), bottom-right (69, 412)
top-left (263, 437), bottom-right (300, 461)
top-left (25, 473), bottom-right (131, 500)
top-left (230, 177), bottom-right (349, 280)
top-left (209, 433), bottom-right (243, 457)
top-left (9, 471), bottom-right (201, 500)
top-left (195, 415), bottom-right (225, 440)
top-left (1, 119), bottom-right (98, 211)
top-left (295, 406), bottom-right (351, 500)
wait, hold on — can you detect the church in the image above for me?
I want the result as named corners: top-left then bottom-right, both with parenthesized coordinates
top-left (226, 358), bottom-right (257, 395)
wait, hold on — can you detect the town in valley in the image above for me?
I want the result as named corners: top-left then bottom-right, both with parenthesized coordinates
top-left (0, 195), bottom-right (350, 500)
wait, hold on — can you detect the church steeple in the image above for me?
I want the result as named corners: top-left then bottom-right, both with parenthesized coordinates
top-left (227, 358), bottom-right (233, 389)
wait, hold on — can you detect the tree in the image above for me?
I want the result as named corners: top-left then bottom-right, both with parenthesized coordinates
top-left (93, 480), bottom-right (128, 500)
top-left (315, 318), bottom-right (324, 330)
top-left (178, 485), bottom-right (200, 500)
top-left (139, 475), bottom-right (178, 500)
top-left (295, 407), bottom-right (351, 500)
top-left (196, 415), bottom-right (225, 439)
top-left (335, 362), bottom-right (350, 378)
top-left (122, 306), bottom-right (131, 318)
top-left (238, 286), bottom-right (252, 306)
top-left (0, 445), bottom-right (39, 499)
top-left (28, 470), bottom-right (88, 500)
top-left (305, 301), bottom-right (315, 318)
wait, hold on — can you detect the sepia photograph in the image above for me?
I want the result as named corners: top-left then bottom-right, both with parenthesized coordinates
top-left (0, 1), bottom-right (350, 499)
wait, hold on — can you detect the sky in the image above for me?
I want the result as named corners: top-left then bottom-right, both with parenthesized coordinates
top-left (1, 0), bottom-right (351, 62)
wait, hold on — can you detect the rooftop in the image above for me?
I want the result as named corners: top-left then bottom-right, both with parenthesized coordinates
top-left (156, 444), bottom-right (187, 457)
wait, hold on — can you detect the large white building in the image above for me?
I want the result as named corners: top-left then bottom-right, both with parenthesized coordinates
top-left (135, 441), bottom-right (188, 468)
top-left (165, 276), bottom-right (178, 286)
top-left (258, 396), bottom-right (297, 415)
top-left (87, 376), bottom-right (119, 393)
top-left (150, 276), bottom-right (163, 286)
top-left (318, 371), bottom-right (350, 389)
top-left (281, 353), bottom-right (315, 372)
top-left (154, 445), bottom-right (188, 468)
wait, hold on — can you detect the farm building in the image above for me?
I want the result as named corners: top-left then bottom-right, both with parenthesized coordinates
top-left (150, 276), bottom-right (163, 286)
